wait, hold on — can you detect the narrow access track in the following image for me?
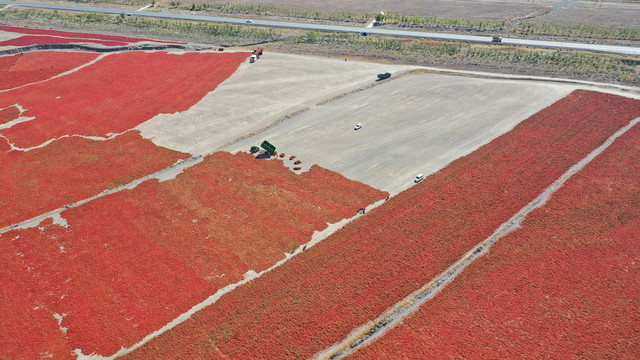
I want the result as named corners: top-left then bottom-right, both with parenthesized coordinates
top-left (314, 116), bottom-right (640, 359)
top-left (1, 0), bottom-right (640, 57)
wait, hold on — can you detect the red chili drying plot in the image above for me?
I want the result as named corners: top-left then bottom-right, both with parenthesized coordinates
top-left (0, 25), bottom-right (184, 44)
top-left (0, 51), bottom-right (99, 90)
top-left (0, 51), bottom-right (248, 148)
top-left (122, 90), bottom-right (640, 360)
top-left (348, 125), bottom-right (640, 360)
top-left (0, 105), bottom-right (20, 124)
top-left (0, 35), bottom-right (128, 47)
top-left (0, 130), bottom-right (188, 229)
top-left (0, 136), bottom-right (9, 152)
top-left (0, 151), bottom-right (386, 357)
top-left (0, 243), bottom-right (76, 360)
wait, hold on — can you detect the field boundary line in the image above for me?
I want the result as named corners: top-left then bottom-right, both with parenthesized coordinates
top-left (0, 144), bottom-right (204, 235)
top-left (314, 116), bottom-right (640, 360)
top-left (0, 53), bottom-right (107, 93)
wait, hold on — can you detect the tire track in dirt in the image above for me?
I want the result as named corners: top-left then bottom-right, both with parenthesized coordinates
top-left (315, 115), bottom-right (640, 360)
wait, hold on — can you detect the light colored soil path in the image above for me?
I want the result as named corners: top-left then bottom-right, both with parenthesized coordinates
top-left (315, 114), bottom-right (640, 360)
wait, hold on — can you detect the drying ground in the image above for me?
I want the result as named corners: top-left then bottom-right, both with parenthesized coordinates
top-left (2, 25), bottom-right (639, 359)
top-left (139, 51), bottom-right (583, 195)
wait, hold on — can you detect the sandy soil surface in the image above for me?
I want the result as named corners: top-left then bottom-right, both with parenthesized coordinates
top-left (0, 30), bottom-right (21, 43)
top-left (223, 73), bottom-right (575, 195)
top-left (533, 0), bottom-right (640, 27)
top-left (138, 51), bottom-right (577, 195)
top-left (137, 52), bottom-right (414, 155)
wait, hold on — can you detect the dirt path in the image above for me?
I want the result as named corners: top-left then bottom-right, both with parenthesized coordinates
top-left (313, 115), bottom-right (640, 360)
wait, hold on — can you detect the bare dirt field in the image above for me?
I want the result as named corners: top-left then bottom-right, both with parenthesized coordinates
top-left (214, 0), bottom-right (547, 21)
top-left (138, 51), bottom-right (578, 196)
top-left (183, 0), bottom-right (640, 26)
top-left (0, 29), bottom-right (20, 42)
top-left (224, 73), bottom-right (576, 195)
top-left (533, 0), bottom-right (640, 27)
top-left (137, 52), bottom-right (415, 155)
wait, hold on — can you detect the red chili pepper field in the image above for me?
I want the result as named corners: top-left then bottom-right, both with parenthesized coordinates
top-left (0, 150), bottom-right (387, 358)
top-left (347, 117), bottom-right (640, 360)
top-left (0, 50), bottom-right (249, 148)
top-left (0, 51), bottom-right (99, 90)
top-left (120, 91), bottom-right (640, 359)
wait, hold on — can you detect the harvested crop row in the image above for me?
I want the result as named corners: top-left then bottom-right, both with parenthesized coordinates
top-left (0, 51), bottom-right (99, 90)
top-left (0, 35), bottom-right (129, 47)
top-left (0, 51), bottom-right (249, 148)
top-left (0, 151), bottom-right (387, 357)
top-left (0, 130), bottom-right (188, 229)
top-left (122, 90), bottom-right (640, 360)
top-left (0, 25), bottom-right (184, 44)
top-left (348, 124), bottom-right (640, 360)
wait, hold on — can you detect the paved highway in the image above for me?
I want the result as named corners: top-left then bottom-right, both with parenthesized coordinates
top-left (1, 0), bottom-right (640, 56)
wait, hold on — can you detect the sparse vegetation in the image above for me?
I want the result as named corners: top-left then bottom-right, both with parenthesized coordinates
top-left (381, 13), bottom-right (640, 41)
top-left (284, 31), bottom-right (639, 84)
top-left (150, 2), bottom-right (640, 41)
top-left (0, 8), bottom-right (278, 42)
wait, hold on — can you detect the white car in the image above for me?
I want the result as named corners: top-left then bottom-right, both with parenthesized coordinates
top-left (414, 173), bottom-right (424, 183)
top-left (354, 123), bottom-right (363, 130)
top-left (246, 19), bottom-right (253, 23)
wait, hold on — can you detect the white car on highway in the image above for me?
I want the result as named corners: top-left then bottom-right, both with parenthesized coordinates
top-left (354, 123), bottom-right (362, 130)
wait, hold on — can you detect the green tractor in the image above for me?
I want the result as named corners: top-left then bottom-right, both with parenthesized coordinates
top-left (250, 145), bottom-right (260, 153)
